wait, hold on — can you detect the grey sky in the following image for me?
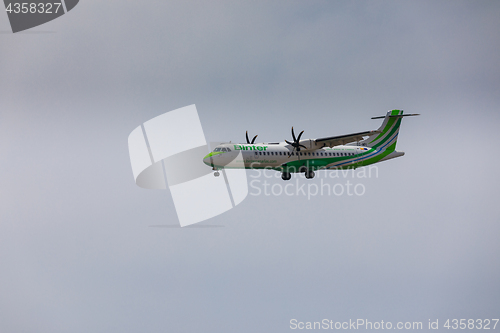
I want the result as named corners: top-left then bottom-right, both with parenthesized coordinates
top-left (1, 1), bottom-right (499, 332)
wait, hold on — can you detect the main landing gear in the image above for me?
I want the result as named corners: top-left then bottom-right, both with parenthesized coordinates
top-left (305, 170), bottom-right (315, 179)
top-left (281, 170), bottom-right (315, 180)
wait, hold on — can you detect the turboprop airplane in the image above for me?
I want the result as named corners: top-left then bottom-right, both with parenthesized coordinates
top-left (203, 110), bottom-right (419, 180)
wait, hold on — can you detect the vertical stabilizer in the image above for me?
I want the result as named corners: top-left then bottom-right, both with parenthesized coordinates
top-left (359, 110), bottom-right (404, 152)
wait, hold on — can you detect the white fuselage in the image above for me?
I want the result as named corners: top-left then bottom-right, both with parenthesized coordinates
top-left (204, 142), bottom-right (366, 171)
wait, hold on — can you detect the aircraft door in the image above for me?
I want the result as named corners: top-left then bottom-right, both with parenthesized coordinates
top-left (355, 147), bottom-right (361, 168)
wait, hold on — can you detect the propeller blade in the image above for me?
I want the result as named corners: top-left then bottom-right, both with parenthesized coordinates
top-left (299, 144), bottom-right (307, 149)
top-left (297, 130), bottom-right (304, 142)
top-left (291, 127), bottom-right (297, 142)
top-left (285, 140), bottom-right (294, 145)
top-left (251, 135), bottom-right (258, 144)
top-left (246, 131), bottom-right (250, 144)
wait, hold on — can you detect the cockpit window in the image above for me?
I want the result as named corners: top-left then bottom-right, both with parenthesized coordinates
top-left (214, 147), bottom-right (231, 152)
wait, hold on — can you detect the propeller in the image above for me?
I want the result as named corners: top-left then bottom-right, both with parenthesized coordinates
top-left (285, 127), bottom-right (306, 157)
top-left (246, 131), bottom-right (258, 144)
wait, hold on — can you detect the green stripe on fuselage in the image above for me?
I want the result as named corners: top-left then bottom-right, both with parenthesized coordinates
top-left (204, 151), bottom-right (224, 159)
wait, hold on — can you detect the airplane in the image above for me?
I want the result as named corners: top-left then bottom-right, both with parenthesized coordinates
top-left (203, 110), bottom-right (419, 180)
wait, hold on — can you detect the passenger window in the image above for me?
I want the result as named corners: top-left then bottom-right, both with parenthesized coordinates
top-left (259, 152), bottom-right (262, 155)
top-left (255, 152), bottom-right (258, 155)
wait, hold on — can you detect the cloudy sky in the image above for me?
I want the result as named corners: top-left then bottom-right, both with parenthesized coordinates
top-left (1, 1), bottom-right (499, 332)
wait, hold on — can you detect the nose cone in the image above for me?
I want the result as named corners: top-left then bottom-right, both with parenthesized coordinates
top-left (203, 152), bottom-right (213, 167)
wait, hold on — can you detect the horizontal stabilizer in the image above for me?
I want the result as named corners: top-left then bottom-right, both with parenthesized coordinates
top-left (371, 114), bottom-right (420, 119)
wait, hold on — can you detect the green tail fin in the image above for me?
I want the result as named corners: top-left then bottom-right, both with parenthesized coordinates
top-left (360, 110), bottom-right (404, 153)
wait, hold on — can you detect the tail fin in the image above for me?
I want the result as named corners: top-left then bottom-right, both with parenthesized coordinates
top-left (359, 110), bottom-right (418, 152)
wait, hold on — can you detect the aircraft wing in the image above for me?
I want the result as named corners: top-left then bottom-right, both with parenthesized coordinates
top-left (312, 130), bottom-right (380, 148)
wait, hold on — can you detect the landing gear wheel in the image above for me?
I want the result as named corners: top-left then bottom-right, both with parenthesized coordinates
top-left (214, 171), bottom-right (220, 177)
top-left (305, 170), bottom-right (315, 179)
top-left (281, 172), bottom-right (291, 181)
